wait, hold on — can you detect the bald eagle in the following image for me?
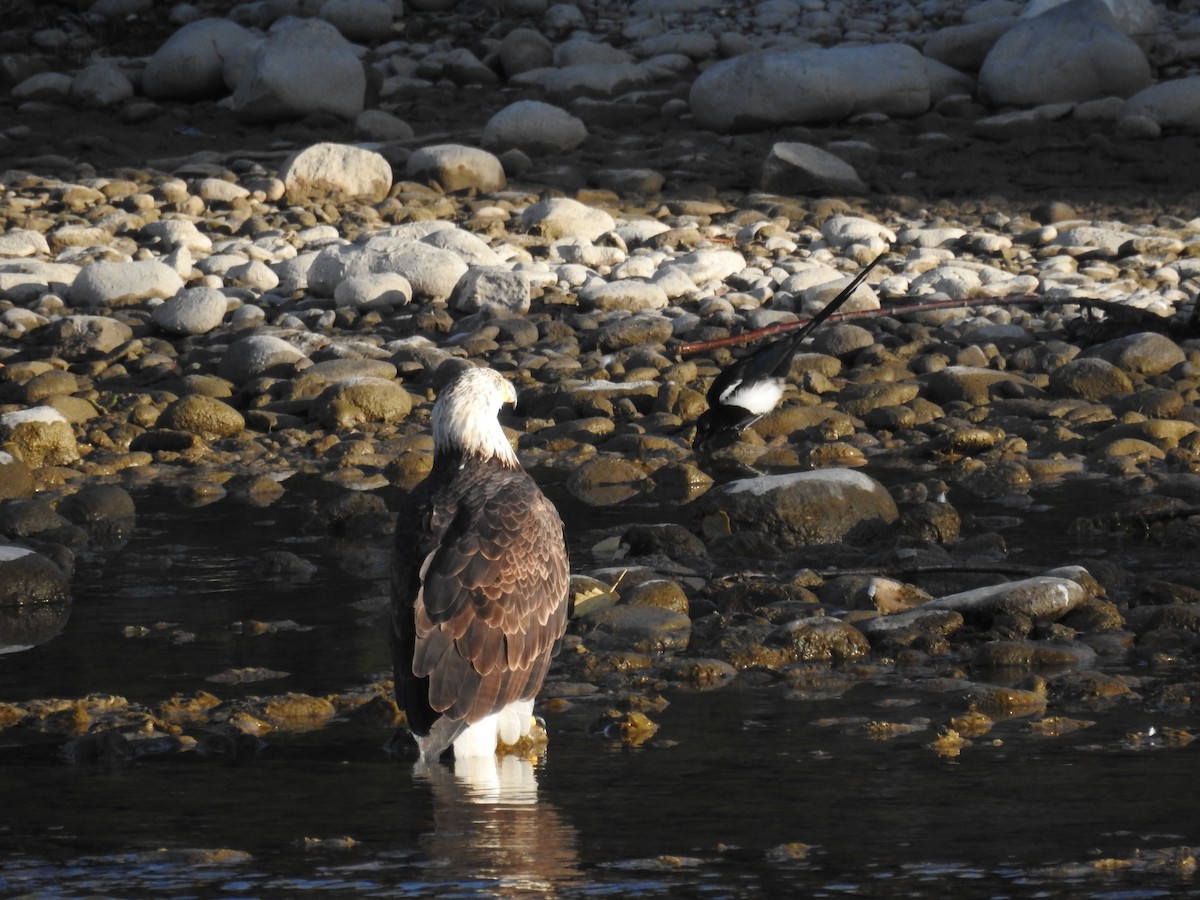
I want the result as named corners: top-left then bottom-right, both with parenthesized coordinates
top-left (391, 367), bottom-right (571, 763)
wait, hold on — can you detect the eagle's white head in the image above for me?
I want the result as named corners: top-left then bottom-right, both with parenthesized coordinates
top-left (432, 367), bottom-right (521, 467)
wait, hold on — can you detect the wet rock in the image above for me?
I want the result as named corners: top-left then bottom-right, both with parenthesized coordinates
top-left (972, 639), bottom-right (1098, 670)
top-left (0, 407), bottom-right (80, 467)
top-left (819, 576), bottom-right (933, 613)
top-left (567, 457), bottom-right (651, 506)
top-left (660, 656), bottom-right (738, 690)
top-left (0, 545), bottom-right (70, 605)
top-left (857, 607), bottom-right (964, 649)
top-left (924, 366), bottom-right (1041, 405)
top-left (311, 377), bottom-right (413, 429)
top-left (0, 454), bottom-right (35, 501)
top-left (1080, 331), bottom-right (1186, 377)
top-left (0, 594), bottom-right (71, 651)
top-left (57, 484), bottom-right (135, 537)
top-left (697, 469), bottom-right (898, 547)
top-left (622, 579), bottom-right (690, 616)
top-left (217, 334), bottom-right (308, 385)
top-left (1048, 356), bottom-right (1135, 400)
top-left (622, 523), bottom-right (707, 560)
top-left (768, 616), bottom-right (870, 663)
top-left (962, 677), bottom-right (1049, 717)
top-left (157, 395), bottom-right (246, 440)
top-left (578, 603), bottom-right (691, 654)
top-left (231, 18), bottom-right (365, 122)
top-left (278, 142), bottom-right (393, 205)
top-left (926, 576), bottom-right (1088, 623)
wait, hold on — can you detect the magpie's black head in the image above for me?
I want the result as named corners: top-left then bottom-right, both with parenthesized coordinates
top-left (693, 405), bottom-right (759, 451)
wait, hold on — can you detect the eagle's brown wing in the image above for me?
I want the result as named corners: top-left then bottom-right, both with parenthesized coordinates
top-left (396, 460), bottom-right (569, 732)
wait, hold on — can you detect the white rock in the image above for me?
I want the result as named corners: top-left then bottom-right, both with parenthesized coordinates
top-left (421, 228), bottom-right (502, 267)
top-left (801, 274), bottom-right (880, 313)
top-left (909, 265), bottom-right (985, 297)
top-left (405, 144), bottom-right (506, 193)
top-left (761, 142), bottom-right (867, 195)
top-left (232, 18), bottom-right (366, 122)
top-left (661, 248), bottom-right (748, 291)
top-left (690, 44), bottom-right (931, 131)
top-left (152, 286), bottom-right (229, 335)
top-left (384, 242), bottom-right (468, 303)
top-left (579, 280), bottom-right (669, 312)
top-left (141, 219), bottom-right (211, 255)
top-left (0, 230), bottom-right (50, 258)
top-left (449, 267), bottom-right (531, 314)
top-left (69, 63), bottom-right (134, 109)
top-left (821, 216), bottom-right (897, 247)
top-left (482, 100), bottom-right (588, 155)
top-left (520, 197), bottom-right (615, 242)
top-left (197, 177), bottom-right (250, 203)
top-left (142, 17), bottom-right (258, 100)
top-left (226, 259), bottom-right (280, 291)
top-left (334, 272), bottom-right (413, 309)
top-left (70, 259), bottom-right (185, 308)
top-left (979, 0), bottom-right (1151, 107)
top-left (278, 142), bottom-right (393, 203)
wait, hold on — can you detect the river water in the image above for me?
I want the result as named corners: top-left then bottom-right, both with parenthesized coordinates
top-left (1, 476), bottom-right (1198, 898)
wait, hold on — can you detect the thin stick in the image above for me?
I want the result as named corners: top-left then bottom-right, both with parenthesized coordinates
top-left (676, 294), bottom-right (1130, 357)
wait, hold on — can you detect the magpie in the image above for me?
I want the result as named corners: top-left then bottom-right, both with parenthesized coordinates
top-left (694, 250), bottom-right (886, 449)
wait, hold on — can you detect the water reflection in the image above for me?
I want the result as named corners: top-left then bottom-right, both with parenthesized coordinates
top-left (415, 757), bottom-right (583, 895)
top-left (0, 599), bottom-right (70, 655)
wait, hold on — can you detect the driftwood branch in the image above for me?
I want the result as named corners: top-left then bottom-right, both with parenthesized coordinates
top-left (676, 295), bottom-right (1157, 357)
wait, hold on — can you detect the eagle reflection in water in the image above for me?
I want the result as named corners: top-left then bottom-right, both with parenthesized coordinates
top-left (414, 756), bottom-right (583, 895)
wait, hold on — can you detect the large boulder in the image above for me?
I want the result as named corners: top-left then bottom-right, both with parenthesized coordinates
top-left (689, 44), bottom-right (931, 131)
top-left (979, 0), bottom-right (1151, 107)
top-left (142, 17), bottom-right (258, 100)
top-left (278, 142), bottom-right (393, 204)
top-left (231, 18), bottom-right (366, 121)
top-left (697, 469), bottom-right (898, 547)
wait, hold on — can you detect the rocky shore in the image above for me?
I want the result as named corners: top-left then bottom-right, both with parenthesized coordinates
top-left (1, 0), bottom-right (1200, 762)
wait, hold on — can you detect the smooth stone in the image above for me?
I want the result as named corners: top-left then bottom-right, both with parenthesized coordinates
top-left (232, 18), bottom-right (365, 121)
top-left (482, 100), bottom-right (587, 155)
top-left (142, 17), bottom-right (257, 100)
top-left (278, 142), bottom-right (393, 204)
top-left (152, 286), bottom-right (229, 335)
top-left (697, 469), bottom-right (898, 547)
top-left (405, 144), bottom-right (506, 193)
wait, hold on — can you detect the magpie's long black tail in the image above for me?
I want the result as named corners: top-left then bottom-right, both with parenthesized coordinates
top-left (740, 247), bottom-right (889, 385)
